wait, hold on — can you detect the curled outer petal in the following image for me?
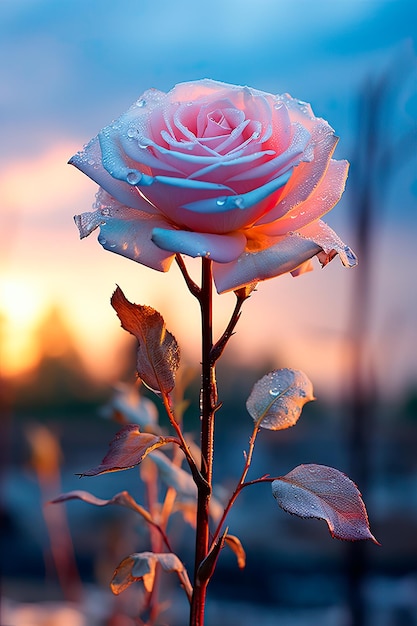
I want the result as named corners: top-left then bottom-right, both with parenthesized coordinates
top-left (74, 190), bottom-right (175, 271)
top-left (213, 219), bottom-right (357, 293)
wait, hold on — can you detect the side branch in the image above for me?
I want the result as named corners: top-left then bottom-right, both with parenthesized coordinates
top-left (176, 254), bottom-right (201, 298)
top-left (210, 293), bottom-right (249, 364)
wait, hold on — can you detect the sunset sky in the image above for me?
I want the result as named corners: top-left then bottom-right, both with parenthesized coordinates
top-left (1, 0), bottom-right (416, 399)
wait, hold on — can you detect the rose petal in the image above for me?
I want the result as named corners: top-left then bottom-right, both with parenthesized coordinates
top-left (74, 192), bottom-right (175, 272)
top-left (279, 93), bottom-right (317, 132)
top-left (297, 220), bottom-right (358, 268)
top-left (187, 150), bottom-right (275, 186)
top-left (256, 159), bottom-right (349, 236)
top-left (263, 99), bottom-right (292, 155)
top-left (174, 170), bottom-right (292, 234)
top-left (213, 233), bottom-right (322, 293)
top-left (227, 122), bottom-right (311, 185)
top-left (152, 228), bottom-right (246, 263)
top-left (130, 174), bottom-right (235, 227)
top-left (69, 137), bottom-right (157, 213)
top-left (255, 120), bottom-right (338, 225)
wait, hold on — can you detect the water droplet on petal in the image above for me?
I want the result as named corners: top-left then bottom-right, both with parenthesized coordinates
top-left (216, 197), bottom-right (226, 206)
top-left (127, 127), bottom-right (137, 138)
top-left (136, 99), bottom-right (146, 107)
top-left (269, 387), bottom-right (280, 397)
top-left (87, 158), bottom-right (95, 166)
top-left (234, 197), bottom-right (244, 208)
top-left (101, 207), bottom-right (111, 216)
top-left (252, 131), bottom-right (260, 138)
top-left (109, 243), bottom-right (117, 248)
top-left (127, 171), bottom-right (141, 185)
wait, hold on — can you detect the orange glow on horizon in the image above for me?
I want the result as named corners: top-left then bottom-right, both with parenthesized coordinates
top-left (0, 276), bottom-right (48, 377)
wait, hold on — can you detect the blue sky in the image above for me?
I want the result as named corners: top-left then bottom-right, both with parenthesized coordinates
top-left (0, 0), bottom-right (416, 396)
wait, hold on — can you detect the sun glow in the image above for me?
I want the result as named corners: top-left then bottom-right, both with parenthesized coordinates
top-left (0, 276), bottom-right (48, 377)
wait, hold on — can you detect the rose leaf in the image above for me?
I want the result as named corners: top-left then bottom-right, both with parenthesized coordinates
top-left (78, 425), bottom-right (169, 476)
top-left (111, 552), bottom-right (192, 600)
top-left (246, 368), bottom-right (315, 430)
top-left (50, 489), bottom-right (152, 523)
top-left (111, 286), bottom-right (180, 394)
top-left (225, 534), bottom-right (246, 569)
top-left (149, 450), bottom-right (197, 500)
top-left (272, 464), bottom-right (379, 543)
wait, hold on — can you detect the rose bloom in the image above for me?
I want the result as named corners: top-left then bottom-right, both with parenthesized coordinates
top-left (72, 79), bottom-right (356, 292)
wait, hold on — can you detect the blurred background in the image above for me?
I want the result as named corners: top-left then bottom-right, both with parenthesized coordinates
top-left (1, 0), bottom-right (416, 624)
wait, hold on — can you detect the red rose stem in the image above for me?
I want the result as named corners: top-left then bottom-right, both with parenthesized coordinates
top-left (190, 257), bottom-right (217, 626)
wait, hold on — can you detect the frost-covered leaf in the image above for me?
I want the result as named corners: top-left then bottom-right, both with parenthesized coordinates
top-left (272, 464), bottom-right (379, 543)
top-left (150, 450), bottom-right (222, 522)
top-left (150, 450), bottom-right (197, 500)
top-left (111, 286), bottom-right (180, 394)
top-left (225, 534), bottom-right (246, 569)
top-left (111, 552), bottom-right (192, 600)
top-left (79, 425), bottom-right (168, 476)
top-left (101, 383), bottom-right (159, 430)
top-left (50, 489), bottom-right (152, 523)
top-left (246, 368), bottom-right (314, 430)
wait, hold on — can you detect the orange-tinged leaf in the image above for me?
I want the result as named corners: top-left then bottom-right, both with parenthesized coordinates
top-left (50, 489), bottom-right (152, 523)
top-left (246, 368), bottom-right (315, 430)
top-left (111, 552), bottom-right (192, 600)
top-left (79, 425), bottom-right (168, 476)
top-left (272, 464), bottom-right (379, 543)
top-left (225, 534), bottom-right (246, 569)
top-left (111, 286), bottom-right (180, 394)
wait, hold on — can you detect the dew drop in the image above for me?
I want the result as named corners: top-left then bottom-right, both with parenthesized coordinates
top-left (136, 98), bottom-right (146, 108)
top-left (101, 207), bottom-right (111, 216)
top-left (252, 131), bottom-right (260, 139)
top-left (216, 197), bottom-right (226, 206)
top-left (109, 243), bottom-right (117, 248)
top-left (234, 197), bottom-right (244, 208)
top-left (269, 387), bottom-right (280, 397)
top-left (127, 171), bottom-right (141, 185)
top-left (87, 158), bottom-right (95, 166)
top-left (127, 127), bottom-right (137, 138)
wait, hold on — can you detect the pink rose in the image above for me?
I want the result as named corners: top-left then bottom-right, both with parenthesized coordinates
top-left (71, 79), bottom-right (356, 292)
